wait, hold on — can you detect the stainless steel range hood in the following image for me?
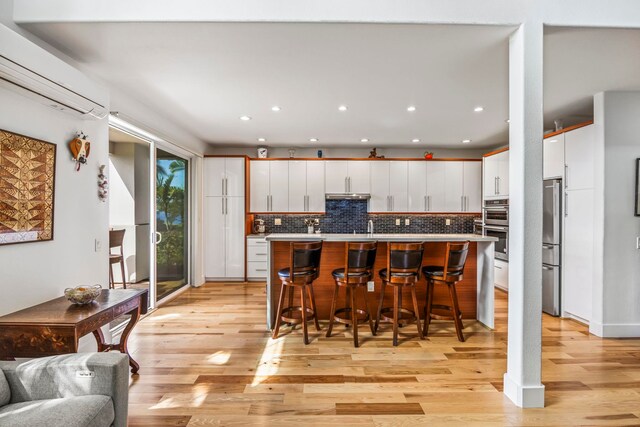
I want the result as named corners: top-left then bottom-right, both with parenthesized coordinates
top-left (325, 193), bottom-right (371, 200)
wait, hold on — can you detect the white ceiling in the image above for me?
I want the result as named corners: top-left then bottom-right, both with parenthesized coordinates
top-left (19, 22), bottom-right (640, 149)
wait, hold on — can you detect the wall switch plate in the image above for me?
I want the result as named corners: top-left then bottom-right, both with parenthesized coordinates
top-left (445, 219), bottom-right (451, 226)
top-left (395, 218), bottom-right (401, 226)
top-left (94, 239), bottom-right (102, 252)
top-left (367, 281), bottom-right (375, 292)
top-left (405, 218), bottom-right (410, 226)
top-left (274, 218), bottom-right (282, 225)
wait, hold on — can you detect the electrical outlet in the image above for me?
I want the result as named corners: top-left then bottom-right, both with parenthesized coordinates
top-left (395, 218), bottom-right (401, 226)
top-left (94, 239), bottom-right (102, 252)
top-left (274, 218), bottom-right (282, 226)
top-left (367, 281), bottom-right (375, 292)
top-left (445, 219), bottom-right (451, 226)
top-left (405, 218), bottom-right (410, 226)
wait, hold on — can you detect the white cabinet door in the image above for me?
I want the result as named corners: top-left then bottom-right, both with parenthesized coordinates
top-left (389, 161), bottom-right (408, 212)
top-left (444, 161), bottom-right (464, 212)
top-left (463, 161), bottom-right (482, 212)
top-left (370, 161), bottom-right (390, 212)
top-left (407, 162), bottom-right (427, 212)
top-left (483, 155), bottom-right (498, 199)
top-left (204, 158), bottom-right (225, 197)
top-left (288, 161), bottom-right (307, 212)
top-left (204, 197), bottom-right (225, 278)
top-left (250, 161), bottom-right (269, 212)
top-left (348, 161), bottom-right (371, 193)
top-left (225, 158), bottom-right (245, 197)
top-left (269, 161), bottom-right (289, 212)
top-left (426, 162), bottom-right (446, 212)
top-left (325, 161), bottom-right (348, 193)
top-left (563, 188), bottom-right (594, 321)
top-left (225, 196), bottom-right (245, 278)
top-left (565, 125), bottom-right (595, 191)
top-left (543, 134), bottom-right (565, 179)
top-left (494, 259), bottom-right (509, 291)
top-left (497, 151), bottom-right (509, 197)
top-left (306, 161), bottom-right (326, 212)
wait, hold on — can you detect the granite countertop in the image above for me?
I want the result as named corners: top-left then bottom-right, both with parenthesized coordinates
top-left (264, 233), bottom-right (497, 242)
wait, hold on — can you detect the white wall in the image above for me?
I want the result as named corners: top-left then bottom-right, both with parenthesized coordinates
top-left (206, 145), bottom-right (490, 158)
top-left (591, 91), bottom-right (640, 337)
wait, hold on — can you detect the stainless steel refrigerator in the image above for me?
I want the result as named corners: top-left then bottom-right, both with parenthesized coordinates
top-left (542, 178), bottom-right (562, 316)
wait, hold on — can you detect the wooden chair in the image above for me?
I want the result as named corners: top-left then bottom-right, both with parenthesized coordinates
top-left (109, 229), bottom-right (127, 290)
top-left (423, 241), bottom-right (470, 342)
top-left (375, 242), bottom-right (425, 346)
top-left (272, 241), bottom-right (323, 345)
top-left (326, 241), bottom-right (378, 347)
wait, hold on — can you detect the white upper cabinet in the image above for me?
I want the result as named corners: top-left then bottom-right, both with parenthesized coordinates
top-left (325, 161), bottom-right (370, 193)
top-left (224, 158), bottom-right (245, 197)
top-left (288, 161), bottom-right (325, 212)
top-left (407, 162), bottom-right (428, 212)
top-left (325, 161), bottom-right (349, 193)
top-left (269, 161), bottom-right (289, 212)
top-left (370, 161), bottom-right (390, 212)
top-left (565, 125), bottom-right (595, 191)
top-left (483, 150), bottom-right (509, 199)
top-left (204, 157), bottom-right (245, 197)
top-left (348, 161), bottom-right (371, 193)
top-left (463, 161), bottom-right (482, 212)
top-left (444, 161), bottom-right (465, 212)
top-left (249, 161), bottom-right (270, 212)
top-left (306, 161), bottom-right (326, 212)
top-left (543, 133), bottom-right (565, 179)
top-left (426, 162), bottom-right (447, 212)
top-left (389, 161), bottom-right (408, 212)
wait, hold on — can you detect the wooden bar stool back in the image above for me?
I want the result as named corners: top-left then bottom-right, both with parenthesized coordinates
top-left (108, 229), bottom-right (127, 289)
top-left (375, 242), bottom-right (425, 346)
top-left (423, 241), bottom-right (470, 342)
top-left (326, 241), bottom-right (378, 347)
top-left (272, 241), bottom-right (323, 344)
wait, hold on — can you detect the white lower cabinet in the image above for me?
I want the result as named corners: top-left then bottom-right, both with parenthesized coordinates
top-left (494, 259), bottom-right (509, 292)
top-left (247, 236), bottom-right (268, 281)
top-left (204, 196), bottom-right (245, 280)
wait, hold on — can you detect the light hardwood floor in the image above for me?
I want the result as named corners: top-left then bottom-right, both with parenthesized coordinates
top-left (127, 282), bottom-right (640, 426)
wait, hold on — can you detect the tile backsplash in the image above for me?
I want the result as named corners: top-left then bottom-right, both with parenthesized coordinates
top-left (254, 199), bottom-right (478, 234)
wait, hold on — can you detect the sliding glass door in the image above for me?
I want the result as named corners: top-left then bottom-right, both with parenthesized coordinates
top-left (155, 148), bottom-right (190, 301)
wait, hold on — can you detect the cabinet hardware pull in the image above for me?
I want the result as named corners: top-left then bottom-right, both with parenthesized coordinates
top-left (345, 177), bottom-right (348, 192)
top-left (461, 196), bottom-right (464, 211)
top-left (565, 165), bottom-right (569, 188)
top-left (255, 253), bottom-right (267, 256)
top-left (221, 178), bottom-right (224, 195)
top-left (564, 192), bottom-right (568, 217)
top-left (255, 269), bottom-right (267, 272)
top-left (221, 198), bottom-right (224, 214)
top-left (424, 195), bottom-right (427, 211)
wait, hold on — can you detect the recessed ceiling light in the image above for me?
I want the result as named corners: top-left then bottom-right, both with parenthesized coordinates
top-left (474, 106), bottom-right (484, 112)
top-left (257, 138), bottom-right (266, 142)
top-left (309, 138), bottom-right (318, 142)
top-left (462, 139), bottom-right (472, 144)
top-left (361, 138), bottom-right (369, 143)
top-left (338, 105), bottom-right (348, 112)
top-left (271, 106), bottom-right (281, 112)
top-left (407, 106), bottom-right (416, 112)
top-left (412, 138), bottom-right (420, 143)
top-left (240, 115), bottom-right (251, 121)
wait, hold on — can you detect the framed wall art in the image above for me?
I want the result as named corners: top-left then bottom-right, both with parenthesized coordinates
top-left (0, 129), bottom-right (56, 245)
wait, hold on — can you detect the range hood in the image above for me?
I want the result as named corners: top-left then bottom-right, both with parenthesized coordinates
top-left (325, 193), bottom-right (371, 200)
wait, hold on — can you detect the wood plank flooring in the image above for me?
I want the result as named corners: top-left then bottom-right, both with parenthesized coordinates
top-left (127, 282), bottom-right (640, 426)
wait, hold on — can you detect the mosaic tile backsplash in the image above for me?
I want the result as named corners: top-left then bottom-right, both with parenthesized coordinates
top-left (255, 199), bottom-right (478, 234)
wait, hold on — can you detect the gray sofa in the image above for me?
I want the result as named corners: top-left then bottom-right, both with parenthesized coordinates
top-left (0, 353), bottom-right (129, 427)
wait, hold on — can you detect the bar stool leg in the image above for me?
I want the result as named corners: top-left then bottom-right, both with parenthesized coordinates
top-left (392, 285), bottom-right (400, 346)
top-left (109, 264), bottom-right (115, 289)
top-left (308, 284), bottom-right (321, 331)
top-left (362, 286), bottom-right (376, 336)
top-left (300, 285), bottom-right (310, 345)
top-left (374, 280), bottom-right (386, 334)
top-left (449, 284), bottom-right (465, 342)
top-left (120, 260), bottom-right (127, 289)
top-left (424, 280), bottom-right (434, 335)
top-left (272, 282), bottom-right (287, 339)
top-left (351, 285), bottom-right (359, 347)
top-left (411, 285), bottom-right (424, 340)
top-left (326, 282), bottom-right (340, 338)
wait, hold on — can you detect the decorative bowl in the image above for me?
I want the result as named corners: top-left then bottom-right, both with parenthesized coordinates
top-left (64, 285), bottom-right (102, 305)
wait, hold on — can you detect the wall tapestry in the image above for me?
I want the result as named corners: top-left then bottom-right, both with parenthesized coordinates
top-left (0, 129), bottom-right (56, 245)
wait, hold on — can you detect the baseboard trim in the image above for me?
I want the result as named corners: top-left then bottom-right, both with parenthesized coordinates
top-left (589, 321), bottom-right (640, 337)
top-left (503, 373), bottom-right (545, 408)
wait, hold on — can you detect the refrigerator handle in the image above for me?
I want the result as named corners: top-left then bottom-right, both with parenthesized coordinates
top-left (542, 265), bottom-right (553, 271)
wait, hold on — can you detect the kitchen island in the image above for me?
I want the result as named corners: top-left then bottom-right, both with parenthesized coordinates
top-left (264, 233), bottom-right (498, 330)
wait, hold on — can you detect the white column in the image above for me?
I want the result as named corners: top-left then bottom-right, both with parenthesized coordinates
top-left (504, 23), bottom-right (545, 408)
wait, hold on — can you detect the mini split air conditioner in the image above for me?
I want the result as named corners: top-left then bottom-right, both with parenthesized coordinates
top-left (0, 25), bottom-right (107, 120)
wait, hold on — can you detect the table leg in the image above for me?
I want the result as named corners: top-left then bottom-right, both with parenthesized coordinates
top-left (119, 305), bottom-right (142, 374)
top-left (92, 328), bottom-right (109, 352)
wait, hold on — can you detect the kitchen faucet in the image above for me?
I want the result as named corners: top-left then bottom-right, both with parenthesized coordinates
top-left (367, 220), bottom-right (374, 235)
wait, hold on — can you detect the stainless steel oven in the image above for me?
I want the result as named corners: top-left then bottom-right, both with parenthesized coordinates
top-left (483, 198), bottom-right (509, 226)
top-left (473, 218), bottom-right (483, 235)
top-left (484, 224), bottom-right (508, 261)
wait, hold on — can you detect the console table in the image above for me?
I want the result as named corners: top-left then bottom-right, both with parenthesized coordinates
top-left (0, 289), bottom-right (148, 374)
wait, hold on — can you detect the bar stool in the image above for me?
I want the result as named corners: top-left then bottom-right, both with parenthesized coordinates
top-left (272, 241), bottom-right (323, 345)
top-left (423, 241), bottom-right (470, 342)
top-left (108, 229), bottom-right (127, 289)
top-left (326, 241), bottom-right (378, 347)
top-left (375, 242), bottom-right (425, 346)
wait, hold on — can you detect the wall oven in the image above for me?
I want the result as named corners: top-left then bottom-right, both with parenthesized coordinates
top-left (483, 198), bottom-right (509, 261)
top-left (484, 224), bottom-right (508, 261)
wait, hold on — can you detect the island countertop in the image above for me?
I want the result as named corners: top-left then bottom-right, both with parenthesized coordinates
top-left (265, 233), bottom-right (498, 242)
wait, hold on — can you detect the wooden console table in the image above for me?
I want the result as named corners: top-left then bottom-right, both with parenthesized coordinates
top-left (0, 289), bottom-right (148, 374)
